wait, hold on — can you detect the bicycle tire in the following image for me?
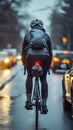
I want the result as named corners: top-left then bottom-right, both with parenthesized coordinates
top-left (35, 78), bottom-right (39, 130)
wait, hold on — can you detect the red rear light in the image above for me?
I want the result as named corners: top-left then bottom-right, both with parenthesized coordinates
top-left (33, 61), bottom-right (41, 66)
top-left (53, 57), bottom-right (60, 62)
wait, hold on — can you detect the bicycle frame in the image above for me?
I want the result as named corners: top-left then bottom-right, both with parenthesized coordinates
top-left (32, 77), bottom-right (41, 103)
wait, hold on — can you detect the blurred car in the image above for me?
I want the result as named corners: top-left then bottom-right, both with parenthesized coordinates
top-left (2, 48), bottom-right (17, 65)
top-left (0, 51), bottom-right (13, 68)
top-left (51, 50), bottom-right (73, 73)
top-left (62, 65), bottom-right (73, 117)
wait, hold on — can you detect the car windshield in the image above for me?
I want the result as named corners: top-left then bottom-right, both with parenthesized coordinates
top-left (0, 52), bottom-right (8, 58)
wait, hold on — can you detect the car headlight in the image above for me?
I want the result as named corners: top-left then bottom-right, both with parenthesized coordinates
top-left (4, 58), bottom-right (10, 63)
top-left (17, 55), bottom-right (22, 60)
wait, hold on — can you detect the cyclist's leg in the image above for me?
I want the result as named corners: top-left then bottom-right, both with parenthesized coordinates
top-left (25, 74), bottom-right (33, 110)
top-left (25, 56), bottom-right (33, 110)
top-left (40, 55), bottom-right (49, 99)
top-left (40, 73), bottom-right (48, 114)
top-left (26, 74), bottom-right (32, 100)
top-left (40, 58), bottom-right (49, 114)
top-left (40, 74), bottom-right (48, 99)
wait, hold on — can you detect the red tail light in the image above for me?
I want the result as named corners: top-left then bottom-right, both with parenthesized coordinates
top-left (33, 61), bottom-right (41, 66)
top-left (53, 57), bottom-right (60, 62)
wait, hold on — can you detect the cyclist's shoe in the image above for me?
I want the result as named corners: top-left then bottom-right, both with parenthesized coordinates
top-left (41, 105), bottom-right (48, 114)
top-left (25, 101), bottom-right (32, 110)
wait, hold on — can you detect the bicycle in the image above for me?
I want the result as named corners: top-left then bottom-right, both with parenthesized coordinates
top-left (24, 60), bottom-right (50, 130)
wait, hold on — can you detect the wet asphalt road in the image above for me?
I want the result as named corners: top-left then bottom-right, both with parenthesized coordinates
top-left (0, 62), bottom-right (73, 130)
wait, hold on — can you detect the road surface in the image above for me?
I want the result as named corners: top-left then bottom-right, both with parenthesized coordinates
top-left (0, 62), bottom-right (73, 130)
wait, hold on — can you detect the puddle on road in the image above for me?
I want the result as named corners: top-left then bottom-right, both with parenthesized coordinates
top-left (0, 95), bottom-right (22, 130)
top-left (0, 96), bottom-right (13, 129)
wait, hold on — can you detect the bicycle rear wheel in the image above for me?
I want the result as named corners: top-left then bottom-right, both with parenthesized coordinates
top-left (35, 79), bottom-right (39, 130)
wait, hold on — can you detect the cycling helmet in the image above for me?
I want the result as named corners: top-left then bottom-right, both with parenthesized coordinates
top-left (30, 19), bottom-right (43, 28)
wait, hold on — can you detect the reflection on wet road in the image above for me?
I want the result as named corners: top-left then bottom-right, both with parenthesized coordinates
top-left (0, 96), bottom-right (12, 130)
top-left (0, 69), bottom-right (11, 84)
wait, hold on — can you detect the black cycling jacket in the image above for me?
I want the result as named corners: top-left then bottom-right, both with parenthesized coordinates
top-left (21, 26), bottom-right (52, 66)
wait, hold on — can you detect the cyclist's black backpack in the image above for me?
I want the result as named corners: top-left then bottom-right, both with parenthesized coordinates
top-left (29, 29), bottom-right (48, 50)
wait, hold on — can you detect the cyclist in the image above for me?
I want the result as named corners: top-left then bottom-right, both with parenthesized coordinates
top-left (21, 19), bottom-right (52, 114)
